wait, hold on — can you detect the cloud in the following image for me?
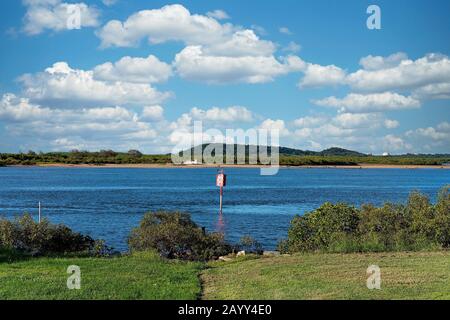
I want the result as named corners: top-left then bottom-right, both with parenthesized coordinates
top-left (0, 92), bottom-right (170, 152)
top-left (174, 46), bottom-right (304, 84)
top-left (93, 55), bottom-right (172, 84)
top-left (23, 0), bottom-right (100, 35)
top-left (102, 0), bottom-right (117, 6)
top-left (295, 113), bottom-right (398, 131)
top-left (141, 105), bottom-right (164, 121)
top-left (18, 62), bottom-right (171, 108)
top-left (0, 92), bottom-right (445, 155)
top-left (259, 119), bottom-right (290, 136)
top-left (296, 53), bottom-right (450, 105)
top-left (406, 122), bottom-right (450, 141)
top-left (96, 4), bottom-right (234, 48)
top-left (202, 30), bottom-right (276, 57)
top-left (251, 25), bottom-right (267, 36)
top-left (166, 106), bottom-right (256, 150)
top-left (279, 27), bottom-right (292, 35)
top-left (206, 9), bottom-right (230, 20)
top-left (189, 106), bottom-right (254, 122)
top-left (293, 116), bottom-right (327, 128)
top-left (313, 92), bottom-right (420, 113)
top-left (413, 82), bottom-right (450, 100)
top-left (0, 93), bottom-right (52, 121)
top-left (332, 113), bottom-right (384, 129)
top-left (294, 123), bottom-right (354, 139)
top-left (359, 52), bottom-right (408, 71)
top-left (283, 41), bottom-right (301, 53)
top-left (299, 63), bottom-right (346, 88)
top-left (384, 119), bottom-right (400, 129)
top-left (347, 53), bottom-right (450, 93)
top-left (381, 134), bottom-right (412, 153)
top-left (96, 4), bottom-right (307, 85)
top-left (290, 112), bottom-right (405, 153)
top-left (290, 115), bottom-right (448, 154)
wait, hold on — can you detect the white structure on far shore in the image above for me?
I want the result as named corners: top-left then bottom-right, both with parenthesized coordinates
top-left (183, 159), bottom-right (200, 165)
top-left (382, 152), bottom-right (390, 156)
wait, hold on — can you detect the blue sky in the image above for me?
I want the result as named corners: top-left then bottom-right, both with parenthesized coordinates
top-left (0, 0), bottom-right (449, 154)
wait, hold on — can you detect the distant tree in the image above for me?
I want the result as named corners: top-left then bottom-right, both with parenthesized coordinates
top-left (99, 150), bottom-right (117, 157)
top-left (127, 149), bottom-right (143, 157)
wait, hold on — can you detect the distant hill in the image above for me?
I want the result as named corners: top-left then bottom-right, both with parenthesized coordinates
top-left (185, 144), bottom-right (367, 157)
top-left (319, 147), bottom-right (366, 157)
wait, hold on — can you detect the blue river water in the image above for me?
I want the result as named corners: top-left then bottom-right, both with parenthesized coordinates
top-left (0, 167), bottom-right (448, 251)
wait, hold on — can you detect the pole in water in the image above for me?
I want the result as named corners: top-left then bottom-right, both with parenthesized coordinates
top-left (38, 201), bottom-right (41, 223)
top-left (216, 169), bottom-right (227, 214)
top-left (219, 186), bottom-right (223, 213)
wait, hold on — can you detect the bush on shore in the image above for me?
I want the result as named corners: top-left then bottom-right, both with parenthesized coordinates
top-left (239, 236), bottom-right (264, 254)
top-left (0, 214), bottom-right (112, 257)
top-left (279, 186), bottom-right (450, 253)
top-left (128, 211), bottom-right (233, 261)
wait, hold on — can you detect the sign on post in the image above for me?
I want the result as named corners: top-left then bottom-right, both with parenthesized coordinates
top-left (216, 170), bottom-right (227, 213)
top-left (216, 173), bottom-right (226, 187)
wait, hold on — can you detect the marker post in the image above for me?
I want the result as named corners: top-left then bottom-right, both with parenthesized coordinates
top-left (216, 169), bottom-right (227, 214)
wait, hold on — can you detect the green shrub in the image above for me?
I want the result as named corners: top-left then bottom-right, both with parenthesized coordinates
top-left (128, 211), bottom-right (233, 261)
top-left (283, 203), bottom-right (359, 252)
top-left (0, 214), bottom-right (111, 256)
top-left (239, 236), bottom-right (264, 254)
top-left (434, 186), bottom-right (450, 246)
top-left (280, 186), bottom-right (450, 254)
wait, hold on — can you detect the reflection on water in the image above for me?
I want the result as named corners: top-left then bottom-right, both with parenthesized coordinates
top-left (216, 212), bottom-right (225, 234)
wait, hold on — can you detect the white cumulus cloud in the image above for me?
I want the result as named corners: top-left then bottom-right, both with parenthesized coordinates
top-left (18, 62), bottom-right (171, 108)
top-left (96, 4), bottom-right (234, 48)
top-left (189, 106), bottom-right (254, 122)
top-left (313, 92), bottom-right (420, 113)
top-left (359, 52), bottom-right (408, 71)
top-left (259, 119), bottom-right (290, 137)
top-left (206, 9), bottom-right (230, 20)
top-left (174, 46), bottom-right (304, 84)
top-left (23, 0), bottom-right (100, 35)
top-left (348, 53), bottom-right (450, 92)
top-left (141, 105), bottom-right (164, 121)
top-left (299, 63), bottom-right (346, 88)
top-left (93, 55), bottom-right (172, 84)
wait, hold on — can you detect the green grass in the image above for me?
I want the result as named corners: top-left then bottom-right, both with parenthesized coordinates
top-left (201, 251), bottom-right (450, 300)
top-left (0, 251), bottom-right (202, 300)
top-left (2, 251), bottom-right (449, 300)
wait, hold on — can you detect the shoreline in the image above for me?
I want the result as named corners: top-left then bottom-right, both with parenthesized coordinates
top-left (6, 163), bottom-right (450, 169)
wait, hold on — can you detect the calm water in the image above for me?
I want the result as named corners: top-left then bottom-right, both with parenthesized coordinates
top-left (0, 167), bottom-right (448, 251)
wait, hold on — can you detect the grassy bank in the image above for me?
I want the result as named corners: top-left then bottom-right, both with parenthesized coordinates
top-left (0, 251), bottom-right (202, 300)
top-left (201, 251), bottom-right (450, 300)
top-left (2, 250), bottom-right (449, 300)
